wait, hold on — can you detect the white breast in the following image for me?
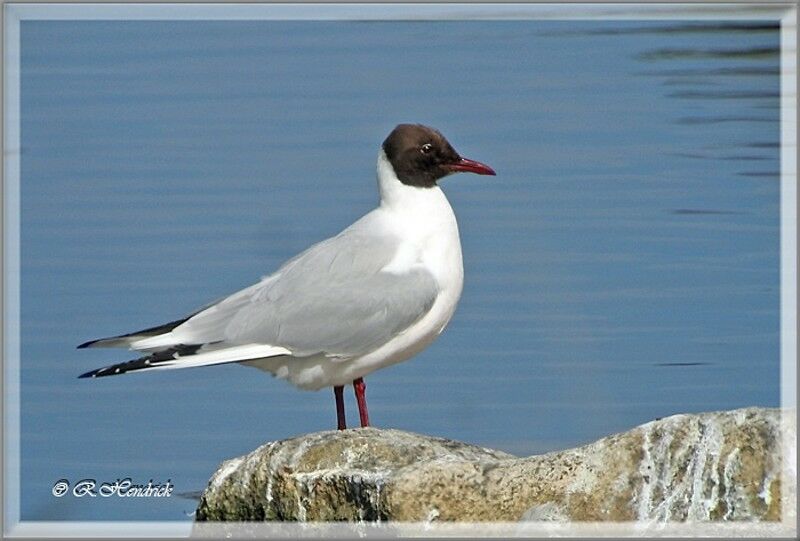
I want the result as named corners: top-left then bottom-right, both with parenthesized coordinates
top-left (340, 152), bottom-right (465, 381)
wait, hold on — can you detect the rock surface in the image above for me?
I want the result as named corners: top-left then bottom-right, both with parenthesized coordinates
top-left (195, 407), bottom-right (794, 524)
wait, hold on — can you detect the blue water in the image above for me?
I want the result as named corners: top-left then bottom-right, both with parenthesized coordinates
top-left (17, 19), bottom-right (780, 521)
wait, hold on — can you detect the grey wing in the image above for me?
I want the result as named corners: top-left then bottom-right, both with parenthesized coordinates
top-left (170, 226), bottom-right (440, 359)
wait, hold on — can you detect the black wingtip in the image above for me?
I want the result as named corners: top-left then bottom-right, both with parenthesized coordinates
top-left (77, 345), bottom-right (201, 380)
top-left (77, 340), bottom-right (97, 349)
top-left (78, 365), bottom-right (122, 378)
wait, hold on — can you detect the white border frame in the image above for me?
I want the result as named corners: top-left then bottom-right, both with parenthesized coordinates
top-left (3, 2), bottom-right (796, 538)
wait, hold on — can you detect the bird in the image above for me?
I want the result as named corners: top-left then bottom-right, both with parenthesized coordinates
top-left (78, 123), bottom-right (496, 430)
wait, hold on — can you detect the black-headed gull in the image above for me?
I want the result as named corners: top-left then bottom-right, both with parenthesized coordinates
top-left (79, 124), bottom-right (496, 429)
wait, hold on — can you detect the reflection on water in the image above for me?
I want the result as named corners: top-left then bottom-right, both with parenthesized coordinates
top-left (543, 22), bottom-right (780, 36)
top-left (670, 209), bottom-right (746, 215)
top-left (18, 17), bottom-right (782, 521)
top-left (625, 22), bottom-right (780, 184)
top-left (639, 45), bottom-right (779, 60)
top-left (666, 90), bottom-right (778, 99)
top-left (654, 361), bottom-right (712, 367)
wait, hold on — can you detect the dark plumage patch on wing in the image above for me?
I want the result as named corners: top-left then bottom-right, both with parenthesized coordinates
top-left (78, 345), bottom-right (202, 378)
top-left (77, 316), bottom-right (193, 349)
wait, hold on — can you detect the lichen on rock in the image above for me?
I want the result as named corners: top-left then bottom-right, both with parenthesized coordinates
top-left (195, 407), bottom-right (794, 525)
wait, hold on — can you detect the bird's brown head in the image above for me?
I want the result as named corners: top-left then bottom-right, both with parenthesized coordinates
top-left (382, 124), bottom-right (496, 188)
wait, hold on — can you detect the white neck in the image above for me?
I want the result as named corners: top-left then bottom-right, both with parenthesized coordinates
top-left (376, 149), bottom-right (449, 213)
top-left (373, 147), bottom-right (463, 302)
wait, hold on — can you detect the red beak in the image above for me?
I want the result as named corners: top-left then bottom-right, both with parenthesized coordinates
top-left (447, 157), bottom-right (496, 176)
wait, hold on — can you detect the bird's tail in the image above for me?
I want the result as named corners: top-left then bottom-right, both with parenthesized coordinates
top-left (78, 343), bottom-right (291, 378)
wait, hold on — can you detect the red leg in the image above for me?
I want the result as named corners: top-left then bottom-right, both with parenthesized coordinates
top-left (353, 377), bottom-right (370, 427)
top-left (334, 385), bottom-right (346, 430)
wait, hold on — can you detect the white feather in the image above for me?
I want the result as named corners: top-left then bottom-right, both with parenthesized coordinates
top-left (145, 344), bottom-right (291, 371)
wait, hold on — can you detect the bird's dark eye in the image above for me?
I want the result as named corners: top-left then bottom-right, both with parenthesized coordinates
top-left (420, 143), bottom-right (433, 155)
